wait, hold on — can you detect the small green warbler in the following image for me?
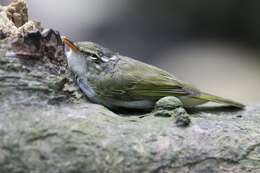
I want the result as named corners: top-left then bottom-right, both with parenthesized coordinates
top-left (63, 37), bottom-right (245, 110)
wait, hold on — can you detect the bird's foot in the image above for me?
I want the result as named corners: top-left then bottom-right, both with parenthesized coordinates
top-left (154, 96), bottom-right (191, 127)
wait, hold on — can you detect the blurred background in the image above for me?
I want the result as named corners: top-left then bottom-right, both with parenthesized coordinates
top-left (2, 0), bottom-right (260, 104)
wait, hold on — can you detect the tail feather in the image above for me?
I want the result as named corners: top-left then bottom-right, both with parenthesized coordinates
top-left (199, 92), bottom-right (245, 109)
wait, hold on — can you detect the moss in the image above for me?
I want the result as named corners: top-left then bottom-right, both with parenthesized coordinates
top-left (47, 76), bottom-right (67, 91)
top-left (5, 63), bottom-right (30, 72)
top-left (155, 96), bottom-right (183, 110)
top-left (26, 128), bottom-right (58, 143)
top-left (154, 96), bottom-right (191, 126)
top-left (240, 159), bottom-right (260, 170)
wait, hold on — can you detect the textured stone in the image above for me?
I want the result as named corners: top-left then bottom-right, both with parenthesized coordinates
top-left (155, 96), bottom-right (183, 110)
top-left (0, 0), bottom-right (29, 38)
top-left (154, 96), bottom-right (191, 127)
top-left (5, 0), bottom-right (28, 27)
top-left (1, 36), bottom-right (260, 173)
top-left (1, 1), bottom-right (260, 172)
top-left (1, 1), bottom-right (65, 76)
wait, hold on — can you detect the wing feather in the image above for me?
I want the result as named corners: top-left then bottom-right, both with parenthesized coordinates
top-left (96, 56), bottom-right (197, 101)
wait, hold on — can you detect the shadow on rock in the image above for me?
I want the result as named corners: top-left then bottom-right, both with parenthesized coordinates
top-left (187, 105), bottom-right (244, 114)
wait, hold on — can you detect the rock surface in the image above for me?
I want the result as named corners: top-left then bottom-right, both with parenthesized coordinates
top-left (0, 0), bottom-right (65, 64)
top-left (1, 40), bottom-right (260, 173)
top-left (0, 0), bottom-right (31, 38)
top-left (1, 1), bottom-right (260, 173)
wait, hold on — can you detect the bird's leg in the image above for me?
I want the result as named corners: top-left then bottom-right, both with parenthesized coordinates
top-left (154, 96), bottom-right (191, 127)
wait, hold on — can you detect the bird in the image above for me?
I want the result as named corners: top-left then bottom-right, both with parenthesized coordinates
top-left (62, 37), bottom-right (245, 110)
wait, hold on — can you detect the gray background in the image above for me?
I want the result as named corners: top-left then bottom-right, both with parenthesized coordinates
top-left (1, 0), bottom-right (260, 104)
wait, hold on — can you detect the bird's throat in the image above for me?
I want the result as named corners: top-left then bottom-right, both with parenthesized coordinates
top-left (66, 50), bottom-right (87, 75)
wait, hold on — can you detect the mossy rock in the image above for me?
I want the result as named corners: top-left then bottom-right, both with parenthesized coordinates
top-left (1, 25), bottom-right (260, 173)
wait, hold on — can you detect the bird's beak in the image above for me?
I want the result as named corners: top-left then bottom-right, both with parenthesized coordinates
top-left (62, 36), bottom-right (80, 53)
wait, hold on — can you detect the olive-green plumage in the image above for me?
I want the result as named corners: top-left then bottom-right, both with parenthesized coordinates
top-left (63, 37), bottom-right (245, 110)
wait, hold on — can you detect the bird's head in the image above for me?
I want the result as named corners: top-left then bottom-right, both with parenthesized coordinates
top-left (62, 37), bottom-right (116, 75)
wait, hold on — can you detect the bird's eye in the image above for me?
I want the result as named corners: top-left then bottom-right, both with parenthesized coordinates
top-left (89, 56), bottom-right (102, 64)
top-left (90, 55), bottom-right (109, 64)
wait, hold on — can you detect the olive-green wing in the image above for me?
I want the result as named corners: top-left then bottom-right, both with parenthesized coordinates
top-left (97, 56), bottom-right (196, 101)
